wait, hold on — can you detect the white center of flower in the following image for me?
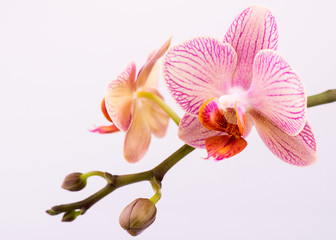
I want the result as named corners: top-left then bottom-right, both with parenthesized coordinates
top-left (218, 88), bottom-right (246, 110)
top-left (218, 94), bottom-right (238, 109)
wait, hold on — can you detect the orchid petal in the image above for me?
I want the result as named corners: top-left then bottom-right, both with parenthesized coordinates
top-left (251, 111), bottom-right (317, 166)
top-left (242, 116), bottom-right (253, 139)
top-left (123, 104), bottom-right (151, 163)
top-left (163, 37), bottom-right (237, 115)
top-left (199, 98), bottom-right (241, 137)
top-left (178, 113), bottom-right (226, 148)
top-left (105, 62), bottom-right (136, 131)
top-left (224, 5), bottom-right (279, 90)
top-left (248, 50), bottom-right (306, 135)
top-left (140, 90), bottom-right (169, 138)
top-left (136, 38), bottom-right (171, 89)
top-left (89, 124), bottom-right (119, 134)
top-left (141, 58), bottom-right (160, 90)
top-left (205, 135), bottom-right (247, 161)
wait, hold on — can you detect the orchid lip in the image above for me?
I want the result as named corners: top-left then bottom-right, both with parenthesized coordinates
top-left (205, 135), bottom-right (248, 161)
top-left (199, 98), bottom-right (241, 137)
top-left (234, 101), bottom-right (246, 136)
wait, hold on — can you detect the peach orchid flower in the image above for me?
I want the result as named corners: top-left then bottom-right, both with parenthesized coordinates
top-left (92, 39), bottom-right (171, 163)
top-left (163, 6), bottom-right (316, 166)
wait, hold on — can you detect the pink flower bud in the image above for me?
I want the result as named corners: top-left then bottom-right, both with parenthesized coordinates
top-left (61, 172), bottom-right (87, 191)
top-left (119, 198), bottom-right (157, 236)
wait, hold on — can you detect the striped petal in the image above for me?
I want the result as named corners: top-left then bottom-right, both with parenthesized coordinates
top-left (205, 135), bottom-right (247, 161)
top-left (141, 56), bottom-right (159, 90)
top-left (123, 104), bottom-right (151, 163)
top-left (224, 5), bottom-right (278, 90)
top-left (163, 37), bottom-right (237, 115)
top-left (105, 62), bottom-right (136, 131)
top-left (136, 38), bottom-right (171, 89)
top-left (251, 111), bottom-right (317, 166)
top-left (247, 50), bottom-right (306, 136)
top-left (178, 113), bottom-right (226, 148)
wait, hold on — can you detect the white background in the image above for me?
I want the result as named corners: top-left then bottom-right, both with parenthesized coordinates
top-left (1, 0), bottom-right (336, 239)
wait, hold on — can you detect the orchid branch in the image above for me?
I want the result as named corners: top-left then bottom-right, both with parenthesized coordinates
top-left (46, 89), bottom-right (336, 221)
top-left (46, 144), bottom-right (194, 219)
top-left (307, 89), bottom-right (336, 108)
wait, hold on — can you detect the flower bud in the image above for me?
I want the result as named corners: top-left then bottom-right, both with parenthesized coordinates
top-left (119, 198), bottom-right (157, 236)
top-left (62, 211), bottom-right (80, 222)
top-left (61, 172), bottom-right (87, 191)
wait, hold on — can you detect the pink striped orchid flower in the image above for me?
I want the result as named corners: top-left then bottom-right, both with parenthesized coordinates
top-left (163, 6), bottom-right (316, 166)
top-left (92, 39), bottom-right (171, 163)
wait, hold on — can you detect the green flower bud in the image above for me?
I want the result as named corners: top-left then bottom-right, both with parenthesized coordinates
top-left (119, 198), bottom-right (157, 236)
top-left (61, 172), bottom-right (87, 191)
top-left (61, 210), bottom-right (81, 222)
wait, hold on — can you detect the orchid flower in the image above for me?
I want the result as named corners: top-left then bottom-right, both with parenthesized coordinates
top-left (92, 39), bottom-right (171, 163)
top-left (163, 6), bottom-right (316, 166)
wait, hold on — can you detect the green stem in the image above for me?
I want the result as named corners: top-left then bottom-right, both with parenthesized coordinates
top-left (150, 191), bottom-right (161, 204)
top-left (47, 144), bottom-right (194, 216)
top-left (307, 89), bottom-right (336, 108)
top-left (83, 171), bottom-right (106, 179)
top-left (47, 89), bottom-right (335, 219)
top-left (149, 178), bottom-right (162, 204)
top-left (152, 144), bottom-right (194, 181)
top-left (137, 91), bottom-right (181, 126)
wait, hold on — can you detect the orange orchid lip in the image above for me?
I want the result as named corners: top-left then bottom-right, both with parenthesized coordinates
top-left (198, 98), bottom-right (247, 161)
top-left (101, 98), bottom-right (113, 122)
top-left (199, 98), bottom-right (241, 137)
top-left (90, 124), bottom-right (120, 134)
top-left (205, 135), bottom-right (247, 160)
top-left (235, 101), bottom-right (245, 136)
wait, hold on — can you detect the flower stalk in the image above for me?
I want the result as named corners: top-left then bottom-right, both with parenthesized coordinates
top-left (46, 144), bottom-right (194, 217)
top-left (149, 177), bottom-right (162, 204)
top-left (307, 89), bottom-right (336, 108)
top-left (46, 89), bottom-right (336, 220)
top-left (137, 91), bottom-right (181, 125)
